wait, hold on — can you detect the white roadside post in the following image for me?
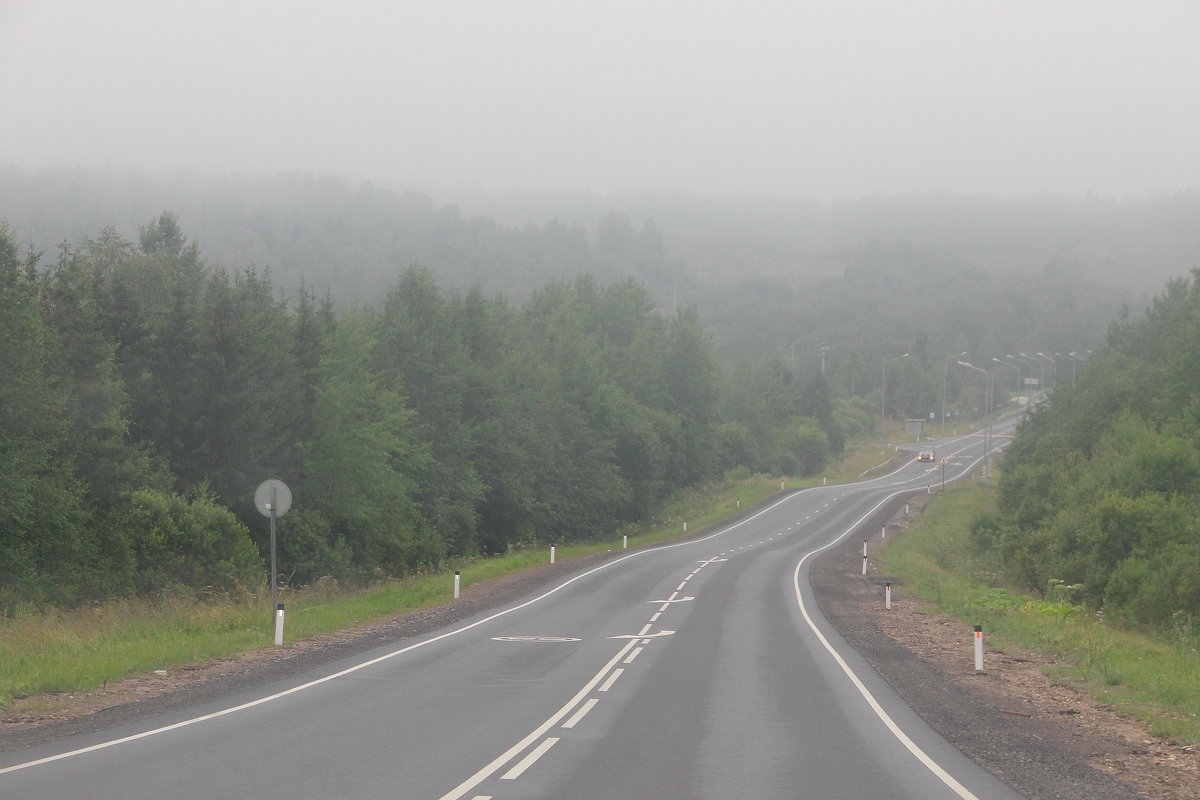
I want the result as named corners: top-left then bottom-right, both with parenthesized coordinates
top-left (274, 604), bottom-right (285, 646)
top-left (885, 582), bottom-right (892, 610)
top-left (862, 540), bottom-right (868, 575)
top-left (453, 570), bottom-right (461, 599)
top-left (974, 625), bottom-right (984, 671)
top-left (550, 546), bottom-right (556, 564)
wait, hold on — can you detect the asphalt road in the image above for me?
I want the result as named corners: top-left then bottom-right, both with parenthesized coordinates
top-left (0, 422), bottom-right (1026, 800)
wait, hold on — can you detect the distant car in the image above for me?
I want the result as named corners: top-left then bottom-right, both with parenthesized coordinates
top-left (916, 451), bottom-right (935, 462)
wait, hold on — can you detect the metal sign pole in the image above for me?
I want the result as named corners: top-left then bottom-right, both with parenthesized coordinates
top-left (269, 485), bottom-right (278, 616)
top-left (255, 479), bottom-right (292, 643)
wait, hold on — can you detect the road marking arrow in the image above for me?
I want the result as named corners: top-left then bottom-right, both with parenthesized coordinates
top-left (609, 630), bottom-right (675, 639)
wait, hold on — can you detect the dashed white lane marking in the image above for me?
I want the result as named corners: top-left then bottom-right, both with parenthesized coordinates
top-left (649, 612), bottom-right (662, 622)
top-left (437, 639), bottom-right (639, 800)
top-left (598, 669), bottom-right (624, 692)
top-left (501, 737), bottom-right (559, 780)
top-left (623, 647), bottom-right (644, 664)
top-left (7, 482), bottom-right (833, 783)
top-left (562, 699), bottom-right (599, 729)
top-left (651, 596), bottom-right (692, 609)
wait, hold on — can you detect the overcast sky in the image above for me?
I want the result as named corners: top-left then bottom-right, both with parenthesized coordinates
top-left (3, 1), bottom-right (1199, 200)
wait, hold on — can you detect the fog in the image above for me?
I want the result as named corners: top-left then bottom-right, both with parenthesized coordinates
top-left (2, 1), bottom-right (1199, 200)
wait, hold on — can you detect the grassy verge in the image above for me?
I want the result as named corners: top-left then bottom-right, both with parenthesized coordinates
top-left (2, 458), bottom-right (846, 711)
top-left (879, 482), bottom-right (1200, 745)
top-left (0, 438), bottom-right (904, 712)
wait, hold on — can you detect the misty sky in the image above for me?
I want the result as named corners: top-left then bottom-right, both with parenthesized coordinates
top-left (3, 1), bottom-right (1199, 200)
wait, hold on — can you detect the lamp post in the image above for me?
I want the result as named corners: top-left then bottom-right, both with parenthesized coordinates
top-left (881, 353), bottom-right (909, 452)
top-left (1019, 353), bottom-right (1045, 393)
top-left (991, 357), bottom-right (1020, 395)
top-left (1007, 353), bottom-right (1041, 395)
top-left (1058, 351), bottom-right (1086, 387)
top-left (957, 361), bottom-right (994, 476)
top-left (1035, 352), bottom-right (1058, 390)
top-left (1003, 354), bottom-right (1027, 391)
top-left (941, 352), bottom-right (967, 435)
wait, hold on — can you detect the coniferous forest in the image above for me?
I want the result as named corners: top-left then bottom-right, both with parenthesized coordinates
top-left (0, 213), bottom-right (851, 608)
top-left (4, 170), bottom-right (1196, 637)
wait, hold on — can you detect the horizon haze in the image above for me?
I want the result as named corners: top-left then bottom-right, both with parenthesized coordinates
top-left (3, 1), bottom-right (1199, 201)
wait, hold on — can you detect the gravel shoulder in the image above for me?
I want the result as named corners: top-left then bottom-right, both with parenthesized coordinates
top-left (812, 493), bottom-right (1198, 800)
top-left (2, 495), bottom-right (1196, 799)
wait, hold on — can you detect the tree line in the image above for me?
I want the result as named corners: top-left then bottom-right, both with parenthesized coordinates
top-left (0, 214), bottom-right (852, 609)
top-left (977, 271), bottom-right (1200, 637)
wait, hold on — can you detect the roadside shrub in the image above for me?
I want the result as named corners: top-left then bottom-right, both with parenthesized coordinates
top-left (117, 487), bottom-right (262, 594)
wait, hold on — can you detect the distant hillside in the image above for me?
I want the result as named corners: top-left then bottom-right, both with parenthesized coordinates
top-left (0, 165), bottom-right (1160, 422)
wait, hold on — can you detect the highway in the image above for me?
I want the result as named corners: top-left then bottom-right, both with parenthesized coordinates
top-left (1, 420), bottom-right (1025, 799)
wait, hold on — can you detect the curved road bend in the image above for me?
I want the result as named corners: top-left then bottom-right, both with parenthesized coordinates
top-left (1, 420), bottom-right (1023, 800)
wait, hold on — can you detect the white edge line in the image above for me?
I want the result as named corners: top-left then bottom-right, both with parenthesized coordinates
top-left (0, 488), bottom-right (806, 777)
top-left (2, 435), bottom-right (1001, 778)
top-left (791, 491), bottom-right (983, 800)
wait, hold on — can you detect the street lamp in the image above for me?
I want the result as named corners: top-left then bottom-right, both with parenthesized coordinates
top-left (1007, 353), bottom-right (1041, 394)
top-left (941, 352), bottom-right (967, 435)
top-left (992, 357), bottom-right (1020, 394)
top-left (1035, 353), bottom-right (1058, 390)
top-left (881, 352), bottom-right (909, 452)
top-left (1003, 354), bottom-right (1027, 390)
top-left (1058, 351), bottom-right (1087, 387)
top-left (957, 360), bottom-right (994, 477)
top-left (1019, 353), bottom-right (1045, 393)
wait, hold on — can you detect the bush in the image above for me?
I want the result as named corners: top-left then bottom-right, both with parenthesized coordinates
top-left (117, 487), bottom-right (263, 594)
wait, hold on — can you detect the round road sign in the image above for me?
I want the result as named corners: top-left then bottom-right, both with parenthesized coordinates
top-left (254, 479), bottom-right (292, 518)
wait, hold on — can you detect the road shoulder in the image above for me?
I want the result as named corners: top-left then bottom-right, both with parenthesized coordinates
top-left (811, 493), bottom-right (1196, 800)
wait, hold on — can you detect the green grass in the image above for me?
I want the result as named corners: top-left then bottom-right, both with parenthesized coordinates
top-left (879, 482), bottom-right (1200, 745)
top-left (0, 468), bottom-right (814, 710)
top-left (0, 596), bottom-right (267, 706)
